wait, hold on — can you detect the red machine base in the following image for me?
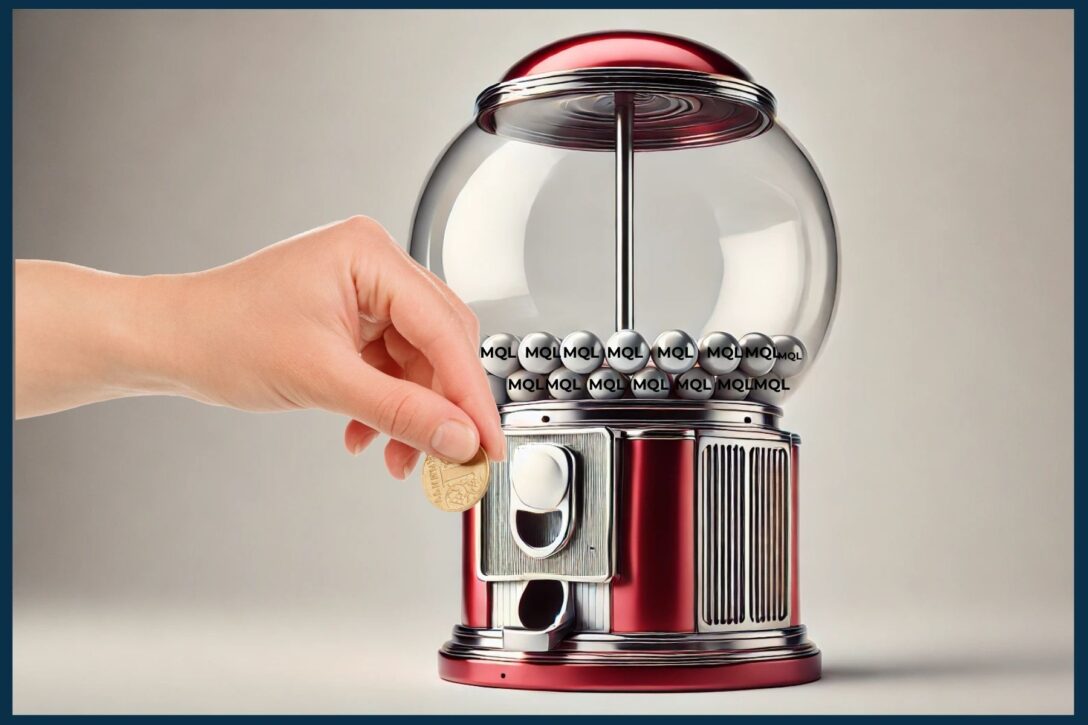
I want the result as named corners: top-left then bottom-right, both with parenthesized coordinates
top-left (438, 651), bottom-right (821, 693)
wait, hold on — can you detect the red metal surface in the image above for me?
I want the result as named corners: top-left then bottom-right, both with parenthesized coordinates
top-left (611, 437), bottom-right (695, 633)
top-left (502, 31), bottom-right (752, 82)
top-left (439, 652), bottom-right (821, 692)
top-left (790, 444), bottom-right (801, 626)
top-left (461, 508), bottom-right (489, 628)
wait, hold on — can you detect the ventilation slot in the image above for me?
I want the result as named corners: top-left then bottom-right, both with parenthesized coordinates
top-left (700, 443), bottom-right (746, 626)
top-left (749, 447), bottom-right (789, 624)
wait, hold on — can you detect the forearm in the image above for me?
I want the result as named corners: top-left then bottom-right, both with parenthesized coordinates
top-left (14, 260), bottom-right (189, 418)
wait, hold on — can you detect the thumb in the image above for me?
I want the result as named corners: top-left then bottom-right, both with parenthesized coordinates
top-left (318, 352), bottom-right (481, 463)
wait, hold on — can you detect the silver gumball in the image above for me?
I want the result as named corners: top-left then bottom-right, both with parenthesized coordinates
top-left (738, 332), bottom-right (776, 377)
top-left (560, 330), bottom-right (605, 374)
top-left (675, 368), bottom-right (715, 400)
top-left (698, 331), bottom-right (741, 375)
top-left (547, 368), bottom-right (587, 400)
top-left (772, 335), bottom-right (808, 378)
top-left (486, 373), bottom-right (508, 405)
top-left (506, 370), bottom-right (548, 402)
top-left (517, 332), bottom-right (562, 374)
top-left (714, 370), bottom-right (750, 401)
top-left (604, 330), bottom-right (650, 374)
top-left (587, 368), bottom-right (628, 400)
top-left (630, 367), bottom-right (671, 399)
top-left (479, 333), bottom-right (521, 378)
top-left (651, 330), bottom-right (698, 375)
top-left (747, 374), bottom-right (792, 405)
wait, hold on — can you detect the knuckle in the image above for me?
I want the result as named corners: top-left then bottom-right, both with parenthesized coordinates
top-left (340, 214), bottom-right (378, 233)
top-left (352, 215), bottom-right (393, 241)
top-left (337, 215), bottom-right (396, 250)
top-left (377, 389), bottom-right (420, 441)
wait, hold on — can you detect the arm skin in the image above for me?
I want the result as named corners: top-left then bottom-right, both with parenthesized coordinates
top-left (14, 216), bottom-right (504, 479)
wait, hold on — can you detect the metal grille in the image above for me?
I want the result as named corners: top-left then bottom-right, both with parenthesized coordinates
top-left (697, 439), bottom-right (791, 631)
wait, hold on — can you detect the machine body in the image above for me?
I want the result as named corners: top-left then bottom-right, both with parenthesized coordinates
top-left (409, 31), bottom-right (838, 692)
top-left (439, 401), bottom-right (818, 691)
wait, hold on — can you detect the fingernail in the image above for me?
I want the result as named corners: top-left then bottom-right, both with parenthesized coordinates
top-left (431, 420), bottom-right (478, 463)
top-left (350, 441), bottom-right (364, 456)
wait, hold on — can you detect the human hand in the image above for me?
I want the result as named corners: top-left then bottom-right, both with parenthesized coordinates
top-left (15, 216), bottom-right (505, 479)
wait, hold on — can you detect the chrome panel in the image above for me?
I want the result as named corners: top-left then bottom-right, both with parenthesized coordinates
top-left (478, 428), bottom-right (614, 582)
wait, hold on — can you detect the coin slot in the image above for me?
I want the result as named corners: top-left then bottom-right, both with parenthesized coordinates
top-left (507, 443), bottom-right (577, 559)
top-left (518, 580), bottom-right (566, 630)
top-left (511, 444), bottom-right (571, 510)
top-left (514, 510), bottom-right (564, 549)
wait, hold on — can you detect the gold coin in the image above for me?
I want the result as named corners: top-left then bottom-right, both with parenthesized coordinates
top-left (420, 448), bottom-right (491, 512)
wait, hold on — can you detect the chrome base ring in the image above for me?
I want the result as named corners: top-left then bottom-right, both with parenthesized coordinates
top-left (439, 625), bottom-right (821, 692)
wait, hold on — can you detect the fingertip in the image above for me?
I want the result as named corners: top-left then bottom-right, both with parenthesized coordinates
top-left (385, 447), bottom-right (406, 479)
top-left (402, 449), bottom-right (422, 480)
top-left (385, 439), bottom-right (422, 480)
top-left (485, 430), bottom-right (506, 462)
top-left (487, 411), bottom-right (506, 461)
top-left (344, 419), bottom-right (379, 456)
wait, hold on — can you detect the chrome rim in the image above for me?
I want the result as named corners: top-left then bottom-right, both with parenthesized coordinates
top-left (499, 399), bottom-right (792, 440)
top-left (475, 68), bottom-right (777, 151)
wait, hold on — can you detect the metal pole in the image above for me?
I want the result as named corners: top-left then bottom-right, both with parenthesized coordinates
top-left (615, 92), bottom-right (635, 332)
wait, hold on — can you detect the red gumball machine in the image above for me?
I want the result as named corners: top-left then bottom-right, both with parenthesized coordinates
top-left (409, 31), bottom-right (838, 692)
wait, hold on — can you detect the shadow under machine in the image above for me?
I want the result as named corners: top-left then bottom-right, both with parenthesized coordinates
top-left (409, 31), bottom-right (839, 692)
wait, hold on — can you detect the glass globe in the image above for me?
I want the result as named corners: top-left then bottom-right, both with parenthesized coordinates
top-left (410, 122), bottom-right (838, 387)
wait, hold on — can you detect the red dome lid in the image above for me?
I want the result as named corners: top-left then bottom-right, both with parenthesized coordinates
top-left (502, 31), bottom-right (753, 82)
top-left (477, 31), bottom-right (774, 151)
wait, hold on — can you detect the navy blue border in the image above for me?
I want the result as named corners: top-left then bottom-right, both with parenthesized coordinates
top-left (1073, 3), bottom-right (1082, 718)
top-left (2, 2), bottom-right (1084, 8)
top-left (5, 1), bottom-right (15, 718)
top-left (5, 3), bottom-right (1078, 719)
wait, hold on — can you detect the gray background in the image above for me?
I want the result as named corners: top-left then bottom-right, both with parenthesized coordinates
top-left (13, 10), bottom-right (1073, 714)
